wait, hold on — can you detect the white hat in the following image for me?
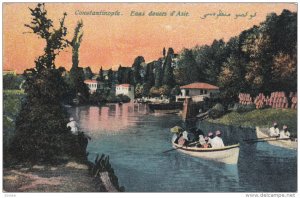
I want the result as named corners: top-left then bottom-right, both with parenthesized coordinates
top-left (70, 117), bottom-right (74, 121)
top-left (283, 125), bottom-right (288, 130)
top-left (273, 122), bottom-right (278, 126)
top-left (215, 130), bottom-right (221, 135)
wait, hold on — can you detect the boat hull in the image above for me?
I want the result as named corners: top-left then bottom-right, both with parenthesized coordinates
top-left (256, 127), bottom-right (297, 150)
top-left (172, 143), bottom-right (240, 164)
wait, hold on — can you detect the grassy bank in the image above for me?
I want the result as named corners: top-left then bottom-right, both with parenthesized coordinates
top-left (208, 108), bottom-right (297, 137)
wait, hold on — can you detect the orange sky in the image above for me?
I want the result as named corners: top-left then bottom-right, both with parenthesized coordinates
top-left (3, 3), bottom-right (297, 73)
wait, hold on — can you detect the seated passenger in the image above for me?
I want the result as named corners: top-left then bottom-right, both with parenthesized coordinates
top-left (202, 136), bottom-right (212, 148)
top-left (207, 132), bottom-right (214, 144)
top-left (279, 125), bottom-right (290, 139)
top-left (211, 130), bottom-right (225, 148)
top-left (198, 135), bottom-right (206, 147)
top-left (269, 122), bottom-right (280, 137)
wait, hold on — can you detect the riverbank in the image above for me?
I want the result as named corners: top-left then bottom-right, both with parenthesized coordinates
top-left (3, 90), bottom-right (123, 192)
top-left (207, 108), bottom-right (297, 137)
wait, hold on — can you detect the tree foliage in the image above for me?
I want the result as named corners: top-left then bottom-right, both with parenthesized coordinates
top-left (10, 3), bottom-right (87, 163)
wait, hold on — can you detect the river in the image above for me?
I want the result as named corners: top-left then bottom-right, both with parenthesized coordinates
top-left (68, 103), bottom-right (297, 192)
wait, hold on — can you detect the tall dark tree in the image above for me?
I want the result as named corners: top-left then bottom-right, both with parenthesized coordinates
top-left (69, 20), bottom-right (89, 102)
top-left (99, 66), bottom-right (104, 81)
top-left (177, 48), bottom-right (199, 84)
top-left (11, 3), bottom-right (86, 163)
top-left (84, 66), bottom-right (93, 79)
top-left (132, 56), bottom-right (145, 85)
top-left (162, 48), bottom-right (175, 87)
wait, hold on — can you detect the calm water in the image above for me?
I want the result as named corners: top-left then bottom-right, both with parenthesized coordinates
top-left (68, 103), bottom-right (297, 192)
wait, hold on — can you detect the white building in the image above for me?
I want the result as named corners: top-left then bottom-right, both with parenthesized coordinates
top-left (116, 84), bottom-right (135, 100)
top-left (176, 82), bottom-right (220, 102)
top-left (84, 80), bottom-right (105, 94)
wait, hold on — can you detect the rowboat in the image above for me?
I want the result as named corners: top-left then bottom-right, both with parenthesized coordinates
top-left (172, 142), bottom-right (240, 164)
top-left (256, 127), bottom-right (297, 150)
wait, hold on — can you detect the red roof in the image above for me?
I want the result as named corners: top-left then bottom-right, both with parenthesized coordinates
top-left (116, 84), bottom-right (131, 88)
top-left (180, 82), bottom-right (219, 90)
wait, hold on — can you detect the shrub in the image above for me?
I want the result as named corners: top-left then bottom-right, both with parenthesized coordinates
top-left (107, 94), bottom-right (121, 103)
top-left (89, 92), bottom-right (107, 105)
top-left (117, 94), bottom-right (131, 103)
top-left (232, 103), bottom-right (256, 113)
top-left (209, 103), bottom-right (225, 119)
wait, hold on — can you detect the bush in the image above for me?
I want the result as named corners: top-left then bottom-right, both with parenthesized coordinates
top-left (209, 103), bottom-right (225, 119)
top-left (232, 103), bottom-right (256, 113)
top-left (117, 94), bottom-right (131, 103)
top-left (107, 94), bottom-right (121, 103)
top-left (89, 92), bottom-right (107, 105)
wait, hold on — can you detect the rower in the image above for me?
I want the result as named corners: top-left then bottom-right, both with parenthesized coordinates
top-left (202, 136), bottom-right (212, 148)
top-left (279, 125), bottom-right (290, 138)
top-left (211, 130), bottom-right (225, 148)
top-left (269, 122), bottom-right (280, 137)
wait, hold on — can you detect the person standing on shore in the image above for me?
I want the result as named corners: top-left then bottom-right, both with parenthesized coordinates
top-left (67, 117), bottom-right (79, 135)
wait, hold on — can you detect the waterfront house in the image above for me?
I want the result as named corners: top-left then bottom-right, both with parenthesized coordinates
top-left (84, 79), bottom-right (105, 94)
top-left (176, 82), bottom-right (220, 102)
top-left (115, 84), bottom-right (135, 100)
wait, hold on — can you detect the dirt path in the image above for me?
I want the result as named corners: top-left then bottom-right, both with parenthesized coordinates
top-left (3, 162), bottom-right (104, 192)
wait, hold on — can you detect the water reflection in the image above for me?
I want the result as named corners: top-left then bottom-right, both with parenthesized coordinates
top-left (68, 105), bottom-right (297, 192)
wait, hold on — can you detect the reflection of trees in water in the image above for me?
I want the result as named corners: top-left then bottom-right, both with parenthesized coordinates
top-left (70, 104), bottom-right (150, 138)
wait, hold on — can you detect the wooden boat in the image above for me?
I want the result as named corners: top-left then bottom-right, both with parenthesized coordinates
top-left (172, 142), bottom-right (240, 164)
top-left (256, 127), bottom-right (297, 150)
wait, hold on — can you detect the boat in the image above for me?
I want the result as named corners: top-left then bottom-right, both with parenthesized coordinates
top-left (172, 142), bottom-right (240, 164)
top-left (256, 127), bottom-right (297, 150)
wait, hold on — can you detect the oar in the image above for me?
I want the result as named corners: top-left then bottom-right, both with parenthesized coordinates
top-left (243, 136), bottom-right (279, 142)
top-left (245, 138), bottom-right (291, 144)
top-left (162, 141), bottom-right (199, 154)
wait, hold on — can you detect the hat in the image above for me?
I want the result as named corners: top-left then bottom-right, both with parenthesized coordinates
top-left (208, 132), bottom-right (213, 137)
top-left (283, 125), bottom-right (288, 130)
top-left (215, 130), bottom-right (221, 135)
top-left (70, 117), bottom-right (74, 121)
top-left (273, 122), bottom-right (277, 126)
top-left (204, 136), bottom-right (209, 141)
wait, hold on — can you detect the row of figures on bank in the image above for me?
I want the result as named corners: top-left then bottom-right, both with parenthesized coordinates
top-left (269, 122), bottom-right (290, 138)
top-left (173, 129), bottom-right (225, 149)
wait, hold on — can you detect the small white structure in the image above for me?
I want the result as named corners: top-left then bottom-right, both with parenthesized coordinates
top-left (84, 79), bottom-right (105, 94)
top-left (176, 82), bottom-right (219, 102)
top-left (116, 84), bottom-right (134, 100)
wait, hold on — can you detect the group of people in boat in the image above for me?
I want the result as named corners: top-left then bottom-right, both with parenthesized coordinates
top-left (173, 128), bottom-right (225, 149)
top-left (269, 122), bottom-right (290, 138)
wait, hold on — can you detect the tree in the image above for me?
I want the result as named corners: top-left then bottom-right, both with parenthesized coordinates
top-left (271, 53), bottom-right (297, 91)
top-left (99, 66), bottom-right (104, 81)
top-left (69, 20), bottom-right (89, 103)
top-left (84, 66), bottom-right (93, 79)
top-left (154, 60), bottom-right (163, 87)
top-left (106, 68), bottom-right (113, 87)
top-left (176, 48), bottom-right (199, 84)
top-left (10, 3), bottom-right (86, 163)
top-left (162, 48), bottom-right (175, 86)
top-left (132, 56), bottom-right (145, 85)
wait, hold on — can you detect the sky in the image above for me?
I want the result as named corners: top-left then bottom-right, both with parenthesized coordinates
top-left (3, 3), bottom-right (297, 73)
